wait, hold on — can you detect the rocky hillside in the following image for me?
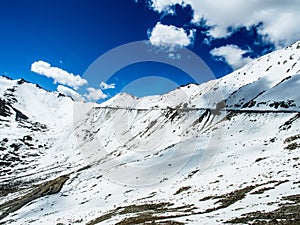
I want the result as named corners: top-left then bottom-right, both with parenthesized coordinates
top-left (0, 41), bottom-right (300, 224)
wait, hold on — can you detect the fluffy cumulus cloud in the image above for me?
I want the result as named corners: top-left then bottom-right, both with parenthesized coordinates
top-left (57, 85), bottom-right (84, 101)
top-left (210, 45), bottom-right (252, 69)
top-left (84, 87), bottom-right (107, 101)
top-left (147, 0), bottom-right (300, 48)
top-left (31, 60), bottom-right (87, 90)
top-left (100, 81), bottom-right (115, 90)
top-left (149, 22), bottom-right (195, 48)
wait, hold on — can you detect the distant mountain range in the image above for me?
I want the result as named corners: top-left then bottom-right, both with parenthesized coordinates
top-left (0, 41), bottom-right (299, 224)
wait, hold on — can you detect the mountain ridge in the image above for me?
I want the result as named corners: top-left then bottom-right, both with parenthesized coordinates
top-left (0, 41), bottom-right (299, 224)
top-left (103, 40), bottom-right (300, 111)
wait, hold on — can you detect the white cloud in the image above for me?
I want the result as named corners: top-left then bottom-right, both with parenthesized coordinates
top-left (149, 22), bottom-right (195, 47)
top-left (31, 60), bottom-right (87, 90)
top-left (149, 0), bottom-right (184, 13)
top-left (57, 85), bottom-right (84, 101)
top-left (100, 81), bottom-right (116, 90)
top-left (84, 87), bottom-right (107, 101)
top-left (210, 45), bottom-right (252, 69)
top-left (147, 0), bottom-right (300, 47)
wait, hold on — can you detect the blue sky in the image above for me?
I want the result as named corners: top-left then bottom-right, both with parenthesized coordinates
top-left (1, 0), bottom-right (299, 102)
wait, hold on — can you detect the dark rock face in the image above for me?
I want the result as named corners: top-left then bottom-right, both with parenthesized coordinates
top-left (14, 108), bottom-right (28, 121)
top-left (0, 99), bottom-right (11, 117)
top-left (17, 79), bottom-right (28, 85)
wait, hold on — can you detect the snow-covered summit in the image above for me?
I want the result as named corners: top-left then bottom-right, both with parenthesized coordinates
top-left (103, 40), bottom-right (300, 111)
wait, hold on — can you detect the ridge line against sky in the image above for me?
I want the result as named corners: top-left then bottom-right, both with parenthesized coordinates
top-left (0, 0), bottom-right (300, 102)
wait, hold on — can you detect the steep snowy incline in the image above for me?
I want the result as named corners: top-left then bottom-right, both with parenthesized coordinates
top-left (0, 77), bottom-right (91, 195)
top-left (2, 97), bottom-right (299, 224)
top-left (0, 41), bottom-right (299, 224)
top-left (0, 77), bottom-right (74, 127)
top-left (241, 73), bottom-right (300, 110)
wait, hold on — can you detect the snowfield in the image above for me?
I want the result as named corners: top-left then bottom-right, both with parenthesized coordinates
top-left (0, 41), bottom-right (300, 224)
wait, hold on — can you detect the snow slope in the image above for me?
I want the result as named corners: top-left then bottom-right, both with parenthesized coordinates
top-left (0, 41), bottom-right (300, 225)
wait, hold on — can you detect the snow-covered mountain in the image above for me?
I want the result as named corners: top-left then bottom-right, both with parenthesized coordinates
top-left (0, 41), bottom-right (300, 225)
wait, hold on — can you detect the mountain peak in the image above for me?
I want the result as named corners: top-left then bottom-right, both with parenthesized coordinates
top-left (0, 41), bottom-right (300, 224)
